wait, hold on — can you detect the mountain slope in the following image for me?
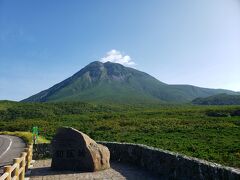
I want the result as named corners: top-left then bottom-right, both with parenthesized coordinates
top-left (22, 61), bottom-right (239, 104)
top-left (192, 93), bottom-right (240, 105)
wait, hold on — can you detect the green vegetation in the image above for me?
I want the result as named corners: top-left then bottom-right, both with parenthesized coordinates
top-left (22, 61), bottom-right (238, 104)
top-left (192, 93), bottom-right (240, 105)
top-left (0, 101), bottom-right (239, 168)
top-left (0, 131), bottom-right (49, 144)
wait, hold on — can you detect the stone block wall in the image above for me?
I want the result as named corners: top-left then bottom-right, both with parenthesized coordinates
top-left (33, 143), bottom-right (52, 160)
top-left (99, 142), bottom-right (240, 180)
top-left (33, 142), bottom-right (240, 179)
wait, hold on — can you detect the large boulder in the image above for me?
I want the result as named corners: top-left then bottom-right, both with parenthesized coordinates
top-left (51, 127), bottom-right (110, 171)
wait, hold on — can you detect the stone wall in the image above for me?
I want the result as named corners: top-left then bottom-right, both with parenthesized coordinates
top-left (33, 142), bottom-right (240, 179)
top-left (99, 142), bottom-right (240, 179)
top-left (33, 143), bottom-right (52, 160)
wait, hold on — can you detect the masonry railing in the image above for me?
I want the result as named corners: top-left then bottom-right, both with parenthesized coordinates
top-left (0, 144), bottom-right (33, 180)
top-left (33, 142), bottom-right (240, 179)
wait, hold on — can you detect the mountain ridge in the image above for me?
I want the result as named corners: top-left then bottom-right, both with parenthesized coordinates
top-left (192, 93), bottom-right (240, 105)
top-left (22, 61), bottom-right (239, 104)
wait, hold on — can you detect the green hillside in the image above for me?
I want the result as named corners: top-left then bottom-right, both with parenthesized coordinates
top-left (0, 101), bottom-right (240, 168)
top-left (22, 61), bottom-right (238, 104)
top-left (192, 93), bottom-right (240, 105)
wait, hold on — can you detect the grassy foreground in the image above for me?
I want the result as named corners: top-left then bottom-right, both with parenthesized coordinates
top-left (0, 131), bottom-right (49, 144)
top-left (0, 101), bottom-right (239, 168)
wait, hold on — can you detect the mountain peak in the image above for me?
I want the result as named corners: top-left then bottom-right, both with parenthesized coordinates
top-left (88, 61), bottom-right (103, 65)
top-left (22, 61), bottom-right (238, 104)
top-left (84, 61), bottom-right (103, 69)
top-left (80, 61), bottom-right (130, 80)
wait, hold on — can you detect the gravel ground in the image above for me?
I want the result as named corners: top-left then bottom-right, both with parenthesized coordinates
top-left (27, 159), bottom-right (160, 180)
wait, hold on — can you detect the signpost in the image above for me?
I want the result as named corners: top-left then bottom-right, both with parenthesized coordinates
top-left (32, 126), bottom-right (39, 144)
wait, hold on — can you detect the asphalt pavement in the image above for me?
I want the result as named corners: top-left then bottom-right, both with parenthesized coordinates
top-left (0, 135), bottom-right (26, 174)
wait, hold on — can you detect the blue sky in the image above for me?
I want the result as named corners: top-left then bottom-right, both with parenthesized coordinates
top-left (0, 0), bottom-right (240, 101)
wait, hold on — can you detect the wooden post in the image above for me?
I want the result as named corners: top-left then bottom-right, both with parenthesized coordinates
top-left (30, 144), bottom-right (33, 163)
top-left (3, 166), bottom-right (11, 180)
top-left (13, 158), bottom-right (20, 180)
top-left (24, 148), bottom-right (29, 171)
top-left (19, 152), bottom-right (27, 180)
top-left (27, 145), bottom-right (32, 167)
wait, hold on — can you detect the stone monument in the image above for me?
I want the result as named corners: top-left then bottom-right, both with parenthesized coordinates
top-left (51, 127), bottom-right (110, 171)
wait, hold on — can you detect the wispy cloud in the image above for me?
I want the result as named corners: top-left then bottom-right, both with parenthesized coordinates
top-left (100, 49), bottom-right (135, 66)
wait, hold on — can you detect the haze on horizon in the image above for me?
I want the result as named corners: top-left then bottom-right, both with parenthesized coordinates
top-left (0, 0), bottom-right (240, 101)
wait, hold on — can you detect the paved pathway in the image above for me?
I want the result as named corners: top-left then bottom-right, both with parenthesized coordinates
top-left (0, 135), bottom-right (26, 174)
top-left (28, 159), bottom-right (160, 180)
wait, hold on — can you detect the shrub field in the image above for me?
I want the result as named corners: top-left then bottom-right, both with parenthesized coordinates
top-left (0, 101), bottom-right (239, 168)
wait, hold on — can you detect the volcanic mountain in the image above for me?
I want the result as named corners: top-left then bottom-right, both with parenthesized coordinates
top-left (22, 61), bottom-right (238, 104)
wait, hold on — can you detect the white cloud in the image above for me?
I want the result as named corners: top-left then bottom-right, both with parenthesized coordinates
top-left (100, 49), bottom-right (135, 66)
